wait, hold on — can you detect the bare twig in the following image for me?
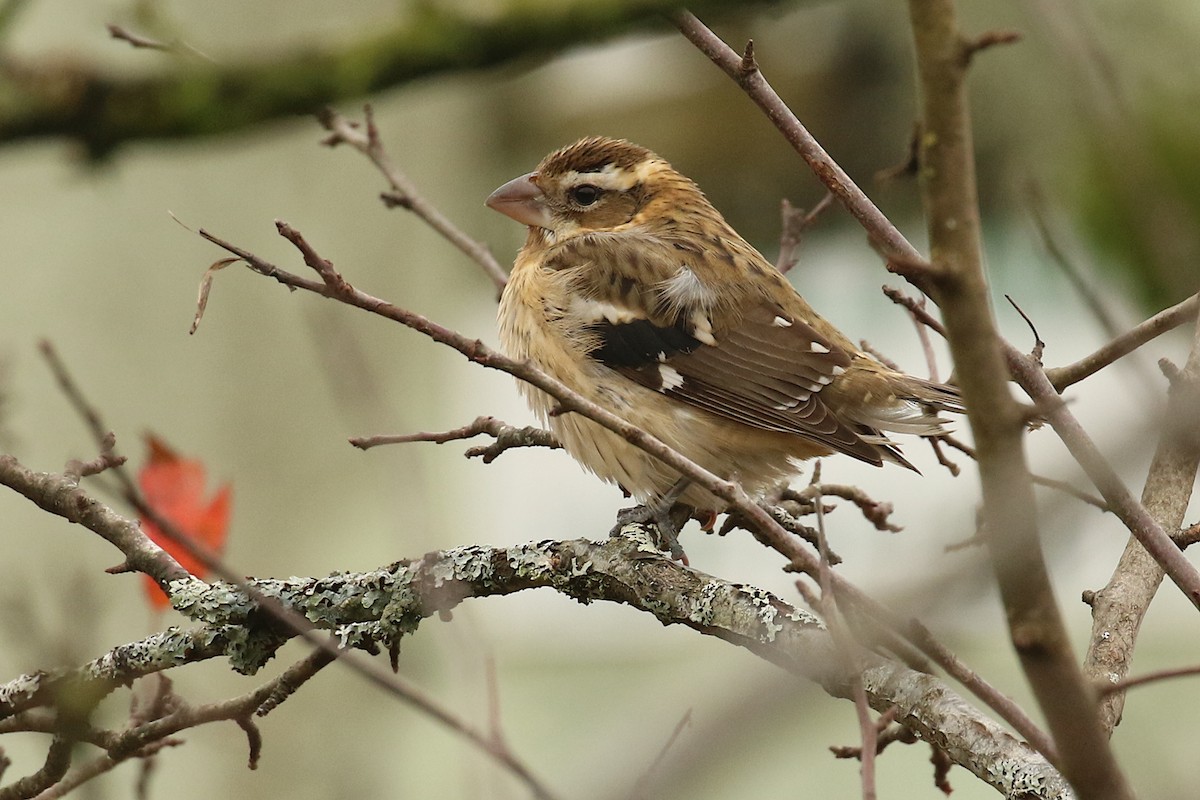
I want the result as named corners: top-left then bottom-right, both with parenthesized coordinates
top-left (350, 415), bottom-right (560, 463)
top-left (105, 23), bottom-right (216, 64)
top-left (776, 192), bottom-right (834, 274)
top-left (1098, 663), bottom-right (1200, 696)
top-left (962, 29), bottom-right (1022, 62)
top-left (317, 106), bottom-right (508, 294)
top-left (808, 465), bottom-right (878, 800)
top-left (1005, 295), bottom-right (1045, 364)
top-left (789, 483), bottom-right (902, 533)
top-left (830, 707), bottom-right (909, 758)
top-left (881, 287), bottom-right (947, 337)
top-left (926, 437), bottom-right (961, 477)
top-left (1045, 291), bottom-right (1198, 392)
top-left (628, 708), bottom-right (693, 798)
top-left (105, 23), bottom-right (171, 52)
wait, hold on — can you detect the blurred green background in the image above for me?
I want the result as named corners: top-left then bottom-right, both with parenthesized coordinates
top-left (1, 1), bottom-right (1198, 797)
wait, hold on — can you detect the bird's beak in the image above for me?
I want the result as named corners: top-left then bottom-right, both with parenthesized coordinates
top-left (486, 172), bottom-right (553, 230)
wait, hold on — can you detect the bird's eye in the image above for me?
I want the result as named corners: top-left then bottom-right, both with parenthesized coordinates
top-left (569, 184), bottom-right (602, 207)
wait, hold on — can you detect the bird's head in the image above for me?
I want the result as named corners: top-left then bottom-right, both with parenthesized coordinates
top-left (486, 137), bottom-right (700, 241)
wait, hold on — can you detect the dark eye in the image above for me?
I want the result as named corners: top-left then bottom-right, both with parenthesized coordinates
top-left (569, 184), bottom-right (601, 206)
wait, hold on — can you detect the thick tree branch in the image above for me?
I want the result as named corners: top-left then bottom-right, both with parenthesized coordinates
top-left (907, 6), bottom-right (1128, 795)
top-left (1082, 301), bottom-right (1200, 731)
top-left (0, 528), bottom-right (1068, 799)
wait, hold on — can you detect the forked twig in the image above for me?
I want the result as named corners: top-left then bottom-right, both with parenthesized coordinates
top-left (317, 106), bottom-right (509, 294)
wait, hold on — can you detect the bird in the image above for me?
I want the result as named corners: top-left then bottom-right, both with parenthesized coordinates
top-left (486, 136), bottom-right (960, 549)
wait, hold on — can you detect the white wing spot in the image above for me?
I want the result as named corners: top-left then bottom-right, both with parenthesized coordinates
top-left (658, 365), bottom-right (685, 390)
top-left (772, 315), bottom-right (792, 328)
top-left (810, 341), bottom-right (831, 354)
top-left (570, 297), bottom-right (639, 325)
top-left (831, 365), bottom-right (846, 376)
top-left (689, 311), bottom-right (717, 346)
top-left (816, 375), bottom-right (833, 386)
top-left (656, 351), bottom-right (667, 363)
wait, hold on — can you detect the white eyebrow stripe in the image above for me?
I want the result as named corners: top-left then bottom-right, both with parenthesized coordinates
top-left (562, 159), bottom-right (663, 192)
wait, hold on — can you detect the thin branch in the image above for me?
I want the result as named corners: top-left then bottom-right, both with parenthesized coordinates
top-left (0, 738), bottom-right (71, 800)
top-left (105, 23), bottom-right (214, 62)
top-left (809, 467), bottom-right (879, 800)
top-left (628, 708), bottom-right (693, 798)
top-left (105, 23), bottom-right (172, 52)
top-left (788, 483), bottom-right (902, 533)
top-left (350, 415), bottom-right (560, 463)
top-left (1045, 291), bottom-right (1199, 392)
top-left (1006, 294), bottom-right (1045, 364)
top-left (881, 287), bottom-right (947, 337)
top-left (1098, 663), bottom-right (1200, 697)
top-left (776, 192), bottom-right (834, 274)
top-left (672, 12), bottom-right (937, 274)
top-left (316, 106), bottom-right (509, 294)
top-left (1009, 352), bottom-right (1200, 610)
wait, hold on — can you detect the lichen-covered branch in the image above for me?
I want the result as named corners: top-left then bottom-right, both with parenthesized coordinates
top-left (0, 528), bottom-right (1069, 799)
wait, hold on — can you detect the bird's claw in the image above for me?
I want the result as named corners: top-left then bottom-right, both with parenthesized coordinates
top-left (611, 503), bottom-right (690, 564)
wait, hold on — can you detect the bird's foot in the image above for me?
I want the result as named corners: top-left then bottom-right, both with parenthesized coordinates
top-left (610, 502), bottom-right (692, 564)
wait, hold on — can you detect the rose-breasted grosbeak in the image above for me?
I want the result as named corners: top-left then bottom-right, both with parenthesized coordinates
top-left (488, 136), bottom-right (960, 517)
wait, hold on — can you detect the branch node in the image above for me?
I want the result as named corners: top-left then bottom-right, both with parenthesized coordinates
top-left (235, 716), bottom-right (263, 770)
top-left (962, 29), bottom-right (1022, 64)
top-left (1005, 294), bottom-right (1045, 364)
top-left (738, 40), bottom-right (758, 75)
top-left (380, 190), bottom-right (414, 210)
top-left (1158, 357), bottom-right (1181, 384)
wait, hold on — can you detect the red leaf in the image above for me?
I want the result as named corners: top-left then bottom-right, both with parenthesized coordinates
top-left (138, 435), bottom-right (232, 609)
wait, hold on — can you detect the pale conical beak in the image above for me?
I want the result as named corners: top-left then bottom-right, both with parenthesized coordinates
top-left (486, 172), bottom-right (553, 230)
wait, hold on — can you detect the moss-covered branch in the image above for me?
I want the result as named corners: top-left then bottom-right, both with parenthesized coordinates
top-left (0, 0), bottom-right (778, 157)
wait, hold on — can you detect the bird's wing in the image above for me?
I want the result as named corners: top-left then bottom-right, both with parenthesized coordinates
top-left (558, 234), bottom-right (893, 466)
top-left (595, 303), bottom-right (890, 466)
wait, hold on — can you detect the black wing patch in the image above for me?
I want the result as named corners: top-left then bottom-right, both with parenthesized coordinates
top-left (588, 318), bottom-right (702, 368)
